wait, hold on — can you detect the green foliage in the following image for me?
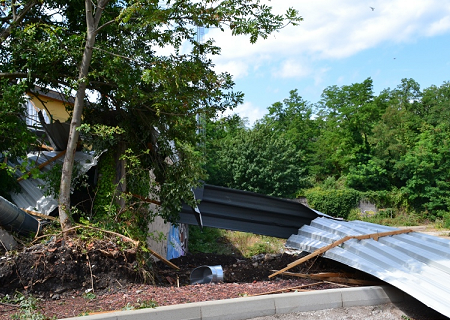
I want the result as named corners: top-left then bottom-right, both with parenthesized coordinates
top-left (205, 119), bottom-right (309, 198)
top-left (313, 78), bottom-right (383, 178)
top-left (82, 291), bottom-right (97, 300)
top-left (188, 226), bottom-right (284, 258)
top-left (394, 124), bottom-right (450, 213)
top-left (122, 299), bottom-right (158, 310)
top-left (0, 166), bottom-right (21, 201)
top-left (437, 213), bottom-right (450, 229)
top-left (346, 159), bottom-right (391, 191)
top-left (261, 89), bottom-right (318, 172)
top-left (188, 226), bottom-right (235, 255)
top-left (39, 162), bottom-right (88, 198)
top-left (1, 0), bottom-right (302, 232)
top-left (361, 188), bottom-right (406, 212)
top-left (304, 187), bottom-right (361, 219)
top-left (3, 293), bottom-right (51, 320)
top-left (0, 81), bottom-right (37, 160)
top-left (355, 212), bottom-right (422, 227)
top-left (0, 81), bottom-right (38, 199)
top-left (92, 151), bottom-right (119, 220)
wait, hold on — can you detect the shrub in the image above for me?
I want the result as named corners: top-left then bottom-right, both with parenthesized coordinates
top-left (304, 187), bottom-right (361, 219)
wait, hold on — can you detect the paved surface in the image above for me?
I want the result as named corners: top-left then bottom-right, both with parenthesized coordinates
top-left (60, 285), bottom-right (449, 320)
top-left (246, 301), bottom-right (448, 320)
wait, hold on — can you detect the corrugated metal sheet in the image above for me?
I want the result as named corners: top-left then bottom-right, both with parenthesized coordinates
top-left (286, 217), bottom-right (450, 317)
top-left (179, 184), bottom-right (320, 238)
top-left (9, 151), bottom-right (98, 216)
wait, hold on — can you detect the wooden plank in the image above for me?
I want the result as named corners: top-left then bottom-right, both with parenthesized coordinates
top-left (21, 208), bottom-right (59, 221)
top-left (17, 150), bottom-right (66, 182)
top-left (278, 272), bottom-right (383, 286)
top-left (272, 271), bottom-right (354, 279)
top-left (269, 228), bottom-right (414, 278)
top-left (147, 247), bottom-right (180, 270)
top-left (248, 282), bottom-right (324, 297)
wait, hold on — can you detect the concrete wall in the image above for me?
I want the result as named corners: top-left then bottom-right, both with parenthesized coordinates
top-left (146, 202), bottom-right (188, 261)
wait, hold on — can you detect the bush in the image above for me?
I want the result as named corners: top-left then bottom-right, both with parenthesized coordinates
top-left (361, 188), bottom-right (407, 211)
top-left (304, 187), bottom-right (361, 219)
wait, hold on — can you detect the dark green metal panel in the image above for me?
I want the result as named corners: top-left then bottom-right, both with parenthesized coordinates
top-left (179, 184), bottom-right (319, 239)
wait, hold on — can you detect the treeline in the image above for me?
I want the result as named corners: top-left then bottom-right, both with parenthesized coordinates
top-left (203, 78), bottom-right (450, 226)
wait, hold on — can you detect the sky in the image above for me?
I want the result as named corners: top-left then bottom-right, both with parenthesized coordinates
top-left (204, 0), bottom-right (450, 125)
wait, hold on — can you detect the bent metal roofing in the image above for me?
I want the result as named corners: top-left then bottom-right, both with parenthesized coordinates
top-left (10, 151), bottom-right (98, 216)
top-left (285, 217), bottom-right (450, 318)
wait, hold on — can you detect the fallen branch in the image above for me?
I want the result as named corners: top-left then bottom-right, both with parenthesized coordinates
top-left (248, 282), bottom-right (324, 297)
top-left (86, 253), bottom-right (95, 293)
top-left (269, 228), bottom-right (414, 278)
top-left (32, 225), bottom-right (139, 247)
top-left (0, 302), bottom-right (19, 308)
top-left (278, 271), bottom-right (383, 286)
top-left (271, 271), bottom-right (354, 279)
top-left (31, 224), bottom-right (180, 270)
top-left (67, 225), bottom-right (140, 247)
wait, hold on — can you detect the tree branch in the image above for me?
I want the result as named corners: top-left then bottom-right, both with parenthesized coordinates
top-left (0, 0), bottom-right (39, 43)
top-left (95, 19), bottom-right (116, 34)
top-left (93, 46), bottom-right (137, 62)
top-left (0, 72), bottom-right (28, 79)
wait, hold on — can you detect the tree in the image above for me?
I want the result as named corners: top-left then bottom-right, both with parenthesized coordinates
top-left (395, 123), bottom-right (450, 214)
top-left (313, 78), bottom-right (383, 178)
top-left (1, 0), bottom-right (302, 233)
top-left (261, 89), bottom-right (318, 173)
top-left (0, 81), bottom-right (37, 200)
top-left (208, 122), bottom-right (308, 198)
top-left (204, 114), bottom-right (248, 187)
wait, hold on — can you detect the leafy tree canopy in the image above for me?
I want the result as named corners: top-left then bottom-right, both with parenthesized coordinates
top-left (0, 0), bottom-right (302, 229)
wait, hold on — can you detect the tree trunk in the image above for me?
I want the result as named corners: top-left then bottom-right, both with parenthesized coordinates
top-left (58, 0), bottom-right (109, 234)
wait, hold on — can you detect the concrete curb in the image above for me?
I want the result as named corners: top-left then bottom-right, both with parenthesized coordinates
top-left (61, 285), bottom-right (412, 320)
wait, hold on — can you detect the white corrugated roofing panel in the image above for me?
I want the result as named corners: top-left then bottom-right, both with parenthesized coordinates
top-left (286, 217), bottom-right (450, 318)
top-left (9, 151), bottom-right (98, 215)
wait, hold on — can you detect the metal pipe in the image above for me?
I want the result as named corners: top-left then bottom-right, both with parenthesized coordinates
top-left (0, 196), bottom-right (39, 236)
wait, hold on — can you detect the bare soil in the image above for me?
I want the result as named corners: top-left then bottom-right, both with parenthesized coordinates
top-left (0, 238), bottom-right (364, 319)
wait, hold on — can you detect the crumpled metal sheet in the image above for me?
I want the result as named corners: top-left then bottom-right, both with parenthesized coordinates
top-left (286, 217), bottom-right (450, 318)
top-left (9, 151), bottom-right (99, 216)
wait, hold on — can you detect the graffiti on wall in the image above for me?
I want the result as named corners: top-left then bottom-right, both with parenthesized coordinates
top-left (167, 223), bottom-right (188, 260)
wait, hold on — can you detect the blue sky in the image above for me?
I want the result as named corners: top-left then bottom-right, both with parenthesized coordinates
top-left (205, 1), bottom-right (450, 125)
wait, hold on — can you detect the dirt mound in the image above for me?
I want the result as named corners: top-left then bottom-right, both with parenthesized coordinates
top-left (155, 251), bottom-right (339, 286)
top-left (0, 236), bottom-right (339, 297)
top-left (0, 238), bottom-right (142, 296)
top-left (0, 241), bottom-right (375, 319)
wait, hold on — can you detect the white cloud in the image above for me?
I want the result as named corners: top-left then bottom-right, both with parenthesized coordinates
top-left (213, 60), bottom-right (249, 79)
top-left (222, 101), bottom-right (266, 126)
top-left (273, 59), bottom-right (312, 79)
top-left (208, 0), bottom-right (450, 67)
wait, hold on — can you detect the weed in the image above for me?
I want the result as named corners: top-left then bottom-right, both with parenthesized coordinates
top-left (121, 299), bottom-right (158, 310)
top-left (137, 299), bottom-right (158, 309)
top-left (348, 209), bottom-right (422, 227)
top-left (82, 291), bottom-right (96, 300)
top-left (4, 293), bottom-right (53, 320)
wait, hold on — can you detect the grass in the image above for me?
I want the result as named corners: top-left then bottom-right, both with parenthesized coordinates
top-left (347, 208), bottom-right (450, 231)
top-left (188, 225), bottom-right (285, 258)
